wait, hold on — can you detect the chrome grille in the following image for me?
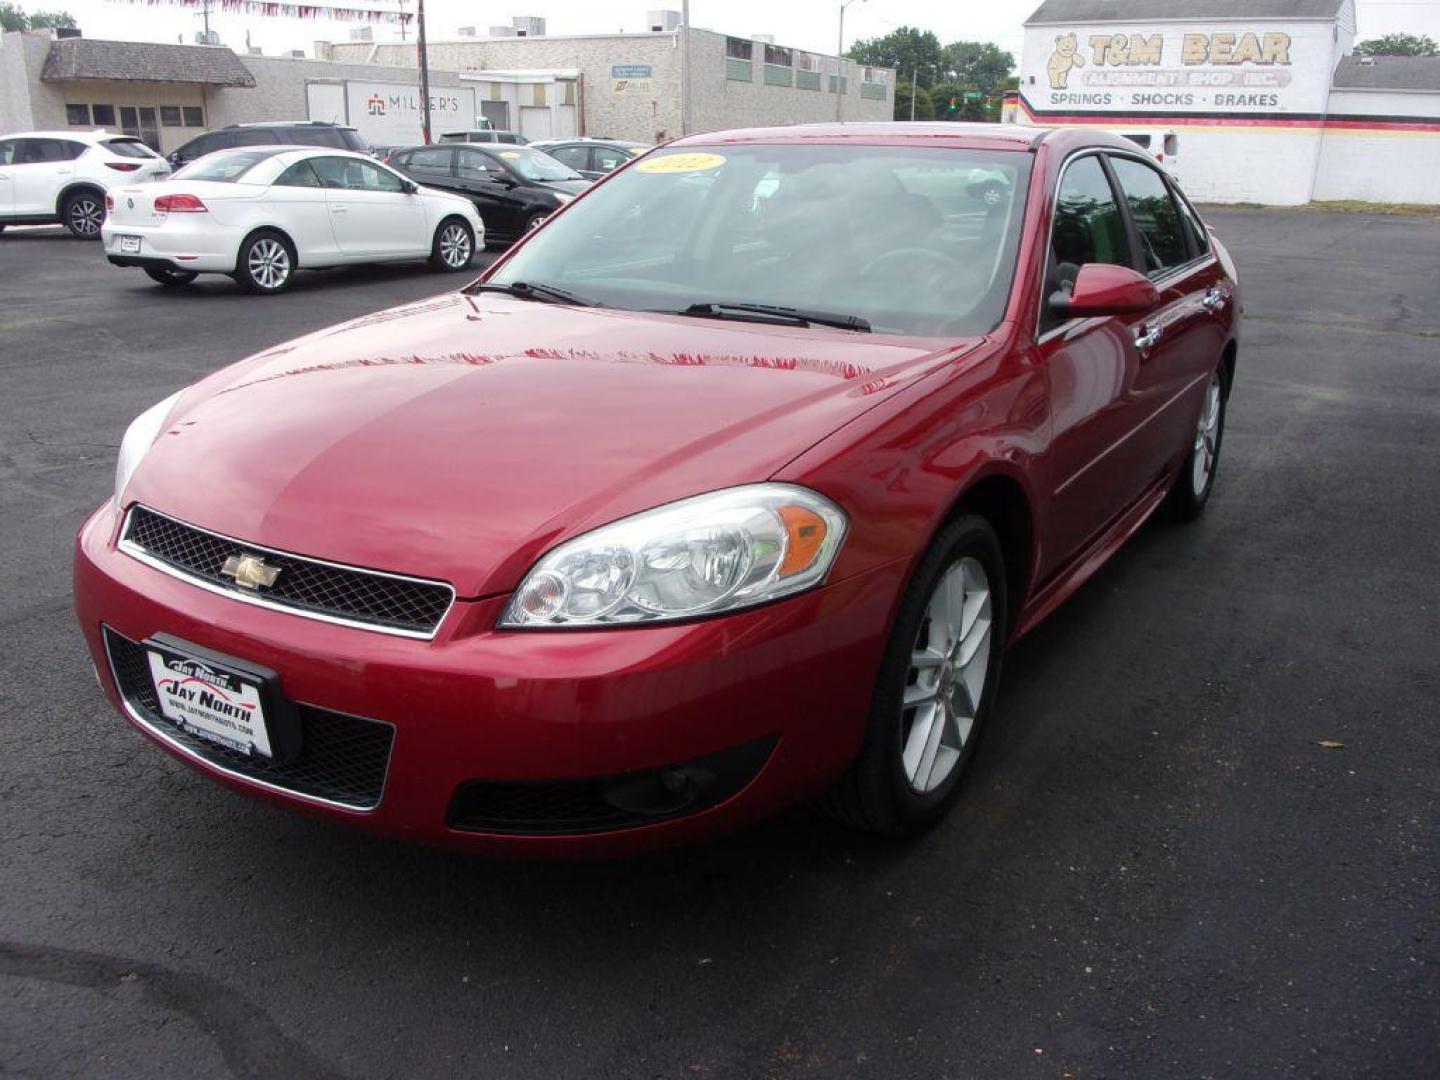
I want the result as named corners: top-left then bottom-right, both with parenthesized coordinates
top-left (122, 506), bottom-right (453, 637)
top-left (105, 627), bottom-right (393, 810)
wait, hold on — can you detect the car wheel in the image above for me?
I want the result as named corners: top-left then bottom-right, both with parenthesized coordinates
top-left (524, 212), bottom-right (548, 234)
top-left (1165, 365), bottom-right (1228, 520)
top-left (820, 513), bottom-right (1008, 835)
top-left (62, 190), bottom-right (105, 239)
top-left (143, 267), bottom-right (199, 287)
top-left (430, 217), bottom-right (474, 272)
top-left (235, 231), bottom-right (295, 294)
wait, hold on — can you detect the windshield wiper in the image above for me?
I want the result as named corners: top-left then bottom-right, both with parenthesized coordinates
top-left (467, 280), bottom-right (598, 307)
top-left (674, 301), bottom-right (870, 333)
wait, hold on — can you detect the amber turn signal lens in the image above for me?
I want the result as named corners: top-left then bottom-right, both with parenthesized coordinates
top-left (777, 505), bottom-right (828, 577)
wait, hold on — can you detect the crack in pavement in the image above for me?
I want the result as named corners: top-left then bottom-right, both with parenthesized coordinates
top-left (0, 941), bottom-right (352, 1080)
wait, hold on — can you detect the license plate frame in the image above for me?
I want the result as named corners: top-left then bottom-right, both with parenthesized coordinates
top-left (119, 235), bottom-right (141, 254)
top-left (143, 634), bottom-right (301, 763)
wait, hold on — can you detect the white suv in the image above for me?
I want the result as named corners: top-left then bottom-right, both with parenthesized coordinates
top-left (0, 130), bottom-right (171, 238)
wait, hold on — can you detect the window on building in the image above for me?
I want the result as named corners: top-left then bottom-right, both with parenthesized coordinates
top-left (118, 106), bottom-right (139, 138)
top-left (1109, 156), bottom-right (1188, 275)
top-left (862, 66), bottom-right (888, 85)
top-left (764, 44), bottom-right (792, 67)
top-left (160, 106), bottom-right (183, 127)
top-left (1043, 154), bottom-right (1131, 332)
top-left (182, 106), bottom-right (204, 127)
top-left (797, 52), bottom-right (821, 72)
top-left (725, 37), bottom-right (753, 61)
top-left (66, 104), bottom-right (91, 126)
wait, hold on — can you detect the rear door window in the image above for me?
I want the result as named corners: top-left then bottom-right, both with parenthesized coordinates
top-left (275, 159), bottom-right (324, 187)
top-left (18, 138), bottom-right (85, 163)
top-left (1109, 156), bottom-right (1189, 275)
top-left (233, 129), bottom-right (279, 147)
top-left (1043, 154), bottom-right (1132, 332)
top-left (406, 146), bottom-right (453, 170)
top-left (548, 145), bottom-right (590, 171)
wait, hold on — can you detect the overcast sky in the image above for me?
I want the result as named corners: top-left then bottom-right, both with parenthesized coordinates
top-left (39, 0), bottom-right (1440, 63)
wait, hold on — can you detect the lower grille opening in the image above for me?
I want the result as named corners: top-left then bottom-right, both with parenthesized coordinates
top-left (104, 627), bottom-right (394, 810)
top-left (446, 736), bottom-right (778, 836)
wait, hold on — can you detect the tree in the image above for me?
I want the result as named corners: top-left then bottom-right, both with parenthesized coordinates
top-left (894, 81), bottom-right (935, 121)
top-left (941, 41), bottom-right (1015, 96)
top-left (0, 3), bottom-right (77, 29)
top-left (848, 26), bottom-right (945, 89)
top-left (1354, 33), bottom-right (1438, 57)
top-left (27, 9), bottom-right (76, 28)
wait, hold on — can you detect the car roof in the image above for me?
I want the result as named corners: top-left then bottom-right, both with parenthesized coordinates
top-left (228, 120), bottom-right (358, 130)
top-left (668, 121), bottom-right (1148, 156)
top-left (5, 129), bottom-right (141, 143)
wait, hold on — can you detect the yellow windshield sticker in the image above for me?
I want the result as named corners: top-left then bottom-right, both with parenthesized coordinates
top-left (500, 151), bottom-right (521, 159)
top-left (636, 152), bottom-right (726, 174)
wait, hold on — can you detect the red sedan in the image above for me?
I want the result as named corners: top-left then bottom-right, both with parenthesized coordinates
top-left (74, 123), bottom-right (1239, 856)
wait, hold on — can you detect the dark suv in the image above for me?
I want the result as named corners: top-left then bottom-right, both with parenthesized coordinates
top-left (166, 122), bottom-right (371, 169)
top-left (387, 143), bottom-right (589, 245)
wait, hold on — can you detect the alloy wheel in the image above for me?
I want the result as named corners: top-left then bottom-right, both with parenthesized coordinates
top-left (526, 215), bottom-right (547, 232)
top-left (902, 556), bottom-right (993, 793)
top-left (248, 238), bottom-right (290, 290)
top-left (69, 198), bottom-right (103, 236)
top-left (1192, 372), bottom-right (1223, 494)
top-left (439, 223), bottom-right (472, 268)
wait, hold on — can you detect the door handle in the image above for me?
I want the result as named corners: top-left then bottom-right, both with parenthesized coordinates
top-left (331, 205), bottom-right (347, 213)
top-left (1134, 324), bottom-right (1162, 353)
top-left (1201, 287), bottom-right (1226, 312)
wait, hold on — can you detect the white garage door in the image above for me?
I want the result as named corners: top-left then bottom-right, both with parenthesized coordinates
top-left (519, 106), bottom-right (553, 142)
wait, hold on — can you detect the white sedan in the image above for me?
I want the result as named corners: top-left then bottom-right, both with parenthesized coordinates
top-left (101, 146), bottom-right (484, 292)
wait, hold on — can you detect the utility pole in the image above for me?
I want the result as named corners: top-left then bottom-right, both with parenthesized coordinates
top-left (680, 0), bottom-right (691, 136)
top-left (398, 0), bottom-right (408, 42)
top-left (910, 65), bottom-right (917, 120)
top-left (835, 0), bottom-right (864, 122)
top-left (416, 0), bottom-right (431, 142)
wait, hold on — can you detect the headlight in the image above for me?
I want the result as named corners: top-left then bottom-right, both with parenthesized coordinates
top-left (553, 192), bottom-right (575, 205)
top-left (114, 390), bottom-right (182, 508)
top-left (501, 484), bottom-right (847, 628)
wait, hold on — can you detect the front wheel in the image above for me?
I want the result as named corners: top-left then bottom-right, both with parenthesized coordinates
top-left (1166, 366), bottom-right (1228, 520)
top-left (429, 217), bottom-right (474, 272)
top-left (62, 190), bottom-right (105, 239)
top-left (234, 231), bottom-right (295, 294)
top-left (143, 266), bottom-right (199, 287)
top-left (819, 514), bottom-right (1008, 835)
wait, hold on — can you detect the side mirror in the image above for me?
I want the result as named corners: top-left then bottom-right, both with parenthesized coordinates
top-left (166, 152), bottom-right (181, 167)
top-left (1050, 263), bottom-right (1158, 319)
top-left (400, 179), bottom-right (418, 195)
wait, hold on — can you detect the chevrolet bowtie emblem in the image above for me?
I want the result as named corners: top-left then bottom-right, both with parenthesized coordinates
top-left (220, 553), bottom-right (282, 591)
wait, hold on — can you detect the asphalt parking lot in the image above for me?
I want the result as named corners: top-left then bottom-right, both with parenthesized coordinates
top-left (2, 209), bottom-right (1437, 1079)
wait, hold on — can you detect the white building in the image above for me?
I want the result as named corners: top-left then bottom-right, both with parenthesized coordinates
top-left (1015, 0), bottom-right (1440, 204)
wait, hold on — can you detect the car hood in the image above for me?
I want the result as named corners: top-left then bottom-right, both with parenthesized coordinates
top-left (533, 178), bottom-right (590, 196)
top-left (127, 293), bottom-right (979, 598)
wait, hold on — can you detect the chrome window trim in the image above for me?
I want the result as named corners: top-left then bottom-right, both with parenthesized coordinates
top-left (118, 505), bottom-right (456, 641)
top-left (1034, 145), bottom-right (1213, 343)
top-left (102, 626), bottom-right (393, 813)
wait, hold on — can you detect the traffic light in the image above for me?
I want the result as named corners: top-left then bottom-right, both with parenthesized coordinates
top-left (947, 96), bottom-right (959, 115)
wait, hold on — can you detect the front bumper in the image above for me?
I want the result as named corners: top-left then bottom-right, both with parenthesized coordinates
top-left (74, 502), bottom-right (906, 857)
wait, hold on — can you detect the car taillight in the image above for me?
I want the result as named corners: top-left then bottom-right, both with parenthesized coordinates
top-left (105, 162), bottom-right (142, 172)
top-left (104, 193), bottom-right (114, 211)
top-left (154, 194), bottom-right (207, 213)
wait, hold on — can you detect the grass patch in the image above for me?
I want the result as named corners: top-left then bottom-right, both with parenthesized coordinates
top-left (1199, 200), bottom-right (1440, 219)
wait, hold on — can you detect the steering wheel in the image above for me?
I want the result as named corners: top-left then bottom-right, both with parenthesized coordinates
top-left (858, 246), bottom-right (965, 279)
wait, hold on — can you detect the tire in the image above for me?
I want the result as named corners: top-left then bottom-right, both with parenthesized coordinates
top-left (62, 189), bottom-right (105, 239)
top-left (819, 514), bottom-right (1009, 835)
top-left (523, 212), bottom-right (548, 235)
top-left (429, 217), bottom-right (474, 272)
top-left (234, 230), bottom-right (295, 294)
top-left (143, 266), bottom-right (199, 287)
top-left (1165, 363), bottom-right (1228, 521)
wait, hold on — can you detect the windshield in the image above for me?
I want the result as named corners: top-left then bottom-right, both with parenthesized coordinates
top-left (488, 144), bottom-right (1031, 337)
top-left (497, 146), bottom-right (583, 182)
top-left (173, 149), bottom-right (278, 182)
